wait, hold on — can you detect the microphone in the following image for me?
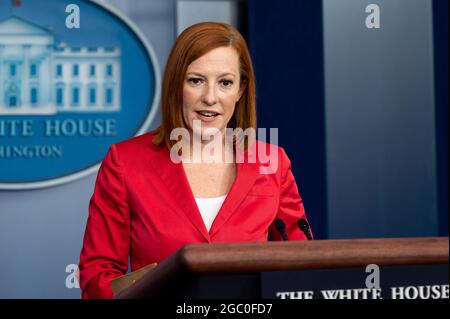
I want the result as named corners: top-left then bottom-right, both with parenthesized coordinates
top-left (297, 218), bottom-right (313, 240)
top-left (275, 218), bottom-right (288, 241)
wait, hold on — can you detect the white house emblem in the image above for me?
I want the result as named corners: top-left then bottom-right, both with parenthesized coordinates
top-left (0, 0), bottom-right (160, 189)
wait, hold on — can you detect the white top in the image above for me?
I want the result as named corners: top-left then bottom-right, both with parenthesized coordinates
top-left (194, 195), bottom-right (227, 232)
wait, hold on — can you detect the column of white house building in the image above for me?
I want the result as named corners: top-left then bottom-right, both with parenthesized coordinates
top-left (113, 56), bottom-right (121, 111)
top-left (81, 60), bottom-right (88, 109)
top-left (87, 61), bottom-right (95, 108)
top-left (21, 45), bottom-right (30, 109)
top-left (62, 61), bottom-right (70, 110)
top-left (48, 48), bottom-right (54, 111)
top-left (42, 45), bottom-right (54, 113)
top-left (28, 47), bottom-right (41, 111)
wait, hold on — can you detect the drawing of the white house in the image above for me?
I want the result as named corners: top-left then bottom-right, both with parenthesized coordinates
top-left (0, 16), bottom-right (121, 115)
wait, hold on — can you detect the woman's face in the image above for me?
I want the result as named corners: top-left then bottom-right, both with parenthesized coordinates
top-left (182, 46), bottom-right (242, 140)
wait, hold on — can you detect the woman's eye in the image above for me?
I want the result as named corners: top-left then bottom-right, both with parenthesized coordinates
top-left (220, 79), bottom-right (233, 87)
top-left (188, 78), bottom-right (203, 85)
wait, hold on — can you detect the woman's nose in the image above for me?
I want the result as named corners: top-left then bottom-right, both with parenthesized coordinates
top-left (202, 84), bottom-right (218, 106)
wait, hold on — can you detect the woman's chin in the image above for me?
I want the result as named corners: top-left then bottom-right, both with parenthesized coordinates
top-left (191, 127), bottom-right (223, 140)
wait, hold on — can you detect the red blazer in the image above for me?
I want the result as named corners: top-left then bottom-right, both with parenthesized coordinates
top-left (79, 132), bottom-right (311, 298)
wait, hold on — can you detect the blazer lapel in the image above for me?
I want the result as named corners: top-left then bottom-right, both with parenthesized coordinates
top-left (209, 159), bottom-right (260, 238)
top-left (149, 147), bottom-right (210, 242)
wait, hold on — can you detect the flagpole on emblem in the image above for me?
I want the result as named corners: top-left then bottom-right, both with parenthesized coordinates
top-left (10, 0), bottom-right (22, 15)
top-left (12, 0), bottom-right (22, 7)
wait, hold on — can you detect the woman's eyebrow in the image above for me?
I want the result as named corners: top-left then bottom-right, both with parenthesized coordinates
top-left (219, 72), bottom-right (236, 77)
top-left (186, 72), bottom-right (205, 77)
top-left (186, 72), bottom-right (236, 77)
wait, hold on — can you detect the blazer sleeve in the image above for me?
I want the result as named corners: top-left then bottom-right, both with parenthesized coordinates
top-left (269, 147), bottom-right (313, 241)
top-left (79, 144), bottom-right (130, 298)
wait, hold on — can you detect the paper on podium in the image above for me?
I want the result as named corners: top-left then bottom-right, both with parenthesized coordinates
top-left (110, 263), bottom-right (157, 297)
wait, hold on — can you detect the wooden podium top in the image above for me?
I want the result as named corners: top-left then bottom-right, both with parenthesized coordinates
top-left (118, 237), bottom-right (448, 298)
top-left (175, 237), bottom-right (448, 274)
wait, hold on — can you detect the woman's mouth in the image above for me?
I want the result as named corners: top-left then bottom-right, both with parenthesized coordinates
top-left (195, 110), bottom-right (220, 122)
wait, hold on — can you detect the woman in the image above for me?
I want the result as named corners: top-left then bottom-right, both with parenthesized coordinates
top-left (79, 22), bottom-right (311, 298)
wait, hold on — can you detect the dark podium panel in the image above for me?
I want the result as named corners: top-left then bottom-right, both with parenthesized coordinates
top-left (118, 237), bottom-right (449, 299)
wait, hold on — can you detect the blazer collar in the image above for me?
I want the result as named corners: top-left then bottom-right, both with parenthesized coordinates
top-left (149, 146), bottom-right (260, 241)
top-left (209, 155), bottom-right (260, 237)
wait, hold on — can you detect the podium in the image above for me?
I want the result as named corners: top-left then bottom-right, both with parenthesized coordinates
top-left (118, 237), bottom-right (449, 299)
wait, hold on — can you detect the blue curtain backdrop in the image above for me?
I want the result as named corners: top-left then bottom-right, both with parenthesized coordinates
top-left (248, 0), bottom-right (327, 239)
top-left (433, 0), bottom-right (449, 236)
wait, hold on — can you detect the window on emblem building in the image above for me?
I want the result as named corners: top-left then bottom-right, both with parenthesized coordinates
top-left (56, 87), bottom-right (64, 106)
top-left (10, 64), bottom-right (16, 76)
top-left (73, 64), bottom-right (79, 77)
top-left (56, 65), bottom-right (63, 77)
top-left (90, 65), bottom-right (96, 77)
top-left (30, 64), bottom-right (37, 77)
top-left (105, 88), bottom-right (113, 105)
top-left (72, 87), bottom-right (80, 105)
top-left (89, 87), bottom-right (96, 105)
top-left (106, 64), bottom-right (113, 77)
top-left (31, 88), bottom-right (38, 105)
